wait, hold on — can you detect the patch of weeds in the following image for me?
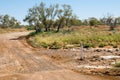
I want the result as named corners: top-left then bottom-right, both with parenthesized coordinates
top-left (99, 43), bottom-right (106, 48)
top-left (27, 29), bottom-right (120, 49)
top-left (113, 62), bottom-right (120, 67)
top-left (29, 32), bottom-right (37, 36)
top-left (113, 45), bottom-right (118, 48)
top-left (49, 41), bottom-right (62, 49)
top-left (27, 26), bottom-right (34, 30)
top-left (40, 42), bottom-right (49, 48)
top-left (83, 43), bottom-right (95, 48)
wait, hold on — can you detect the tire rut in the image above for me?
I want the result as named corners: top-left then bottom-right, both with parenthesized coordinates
top-left (8, 48), bottom-right (61, 73)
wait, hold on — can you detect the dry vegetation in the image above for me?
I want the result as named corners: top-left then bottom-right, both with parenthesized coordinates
top-left (27, 26), bottom-right (120, 49)
top-left (0, 28), bottom-right (27, 34)
top-left (0, 31), bottom-right (119, 80)
top-left (26, 26), bottom-right (120, 75)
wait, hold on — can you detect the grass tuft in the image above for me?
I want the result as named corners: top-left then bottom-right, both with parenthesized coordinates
top-left (113, 62), bottom-right (120, 68)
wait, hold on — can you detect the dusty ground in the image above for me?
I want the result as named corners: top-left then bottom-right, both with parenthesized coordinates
top-left (45, 48), bottom-right (120, 75)
top-left (0, 31), bottom-right (119, 80)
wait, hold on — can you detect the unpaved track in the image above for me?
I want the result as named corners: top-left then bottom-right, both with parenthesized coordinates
top-left (0, 31), bottom-right (118, 80)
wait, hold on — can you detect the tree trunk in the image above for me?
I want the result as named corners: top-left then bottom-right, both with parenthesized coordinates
top-left (57, 25), bottom-right (60, 32)
top-left (44, 23), bottom-right (48, 32)
top-left (48, 23), bottom-right (52, 31)
top-left (35, 26), bottom-right (41, 33)
top-left (45, 26), bottom-right (48, 32)
top-left (57, 20), bottom-right (63, 32)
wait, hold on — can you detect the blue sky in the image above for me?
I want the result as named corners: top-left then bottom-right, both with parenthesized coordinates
top-left (0, 0), bottom-right (120, 24)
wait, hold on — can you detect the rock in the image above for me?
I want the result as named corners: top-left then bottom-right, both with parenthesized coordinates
top-left (107, 49), bottom-right (113, 53)
top-left (95, 49), bottom-right (102, 52)
top-left (66, 45), bottom-right (74, 48)
top-left (100, 56), bottom-right (120, 60)
top-left (93, 55), bottom-right (99, 58)
top-left (115, 48), bottom-right (120, 52)
top-left (111, 62), bottom-right (116, 65)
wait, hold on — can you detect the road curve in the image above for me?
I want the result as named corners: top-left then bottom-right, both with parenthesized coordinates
top-left (0, 31), bottom-right (118, 80)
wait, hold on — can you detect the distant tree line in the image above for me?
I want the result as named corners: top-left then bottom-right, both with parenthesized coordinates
top-left (24, 2), bottom-right (120, 32)
top-left (0, 14), bottom-right (21, 28)
top-left (82, 14), bottom-right (120, 30)
top-left (1, 2), bottom-right (120, 31)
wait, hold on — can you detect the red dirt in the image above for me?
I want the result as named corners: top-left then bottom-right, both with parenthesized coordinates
top-left (0, 31), bottom-right (119, 80)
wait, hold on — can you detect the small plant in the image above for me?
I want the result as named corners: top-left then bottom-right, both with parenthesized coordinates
top-left (113, 45), bottom-right (118, 48)
top-left (29, 32), bottom-right (37, 36)
top-left (83, 43), bottom-right (95, 48)
top-left (40, 42), bottom-right (48, 48)
top-left (113, 62), bottom-right (120, 67)
top-left (49, 41), bottom-right (62, 49)
top-left (27, 26), bottom-right (34, 30)
top-left (99, 43), bottom-right (106, 48)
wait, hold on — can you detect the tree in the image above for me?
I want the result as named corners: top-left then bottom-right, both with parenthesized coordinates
top-left (9, 17), bottom-right (18, 28)
top-left (0, 14), bottom-right (20, 28)
top-left (89, 17), bottom-right (98, 27)
top-left (70, 15), bottom-right (82, 26)
top-left (56, 9), bottom-right (65, 32)
top-left (24, 2), bottom-right (74, 32)
top-left (24, 7), bottom-right (40, 32)
top-left (115, 17), bottom-right (120, 26)
top-left (3, 15), bottom-right (10, 28)
top-left (100, 18), bottom-right (107, 25)
top-left (0, 15), bottom-right (3, 25)
top-left (46, 4), bottom-right (59, 31)
top-left (102, 13), bottom-right (117, 31)
top-left (56, 4), bottom-right (73, 32)
top-left (63, 4), bottom-right (72, 27)
top-left (24, 2), bottom-right (58, 32)
top-left (82, 19), bottom-right (89, 26)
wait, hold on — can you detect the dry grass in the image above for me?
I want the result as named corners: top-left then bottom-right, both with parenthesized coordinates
top-left (0, 28), bottom-right (27, 34)
top-left (28, 26), bottom-right (120, 49)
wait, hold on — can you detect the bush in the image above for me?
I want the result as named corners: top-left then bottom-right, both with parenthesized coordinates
top-left (27, 26), bottom-right (34, 30)
top-left (40, 42), bottom-right (49, 48)
top-left (83, 43), bottom-right (95, 48)
top-left (49, 41), bottom-right (62, 49)
top-left (29, 32), bottom-right (36, 36)
top-left (98, 43), bottom-right (106, 48)
top-left (113, 45), bottom-right (118, 48)
top-left (113, 62), bottom-right (120, 67)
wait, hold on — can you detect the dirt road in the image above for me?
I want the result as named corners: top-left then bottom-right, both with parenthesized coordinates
top-left (0, 31), bottom-right (119, 80)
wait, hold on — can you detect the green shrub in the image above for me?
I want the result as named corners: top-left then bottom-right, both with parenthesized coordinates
top-left (98, 43), bottom-right (106, 48)
top-left (27, 26), bottom-right (34, 30)
top-left (113, 45), bottom-right (118, 48)
top-left (29, 32), bottom-right (37, 36)
top-left (49, 41), bottom-right (62, 49)
top-left (40, 42), bottom-right (49, 48)
top-left (83, 43), bottom-right (95, 48)
top-left (113, 62), bottom-right (120, 67)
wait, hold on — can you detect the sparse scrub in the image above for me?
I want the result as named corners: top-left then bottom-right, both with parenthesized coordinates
top-left (0, 28), bottom-right (26, 34)
top-left (27, 27), bottom-right (120, 49)
top-left (98, 43), bottom-right (107, 48)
